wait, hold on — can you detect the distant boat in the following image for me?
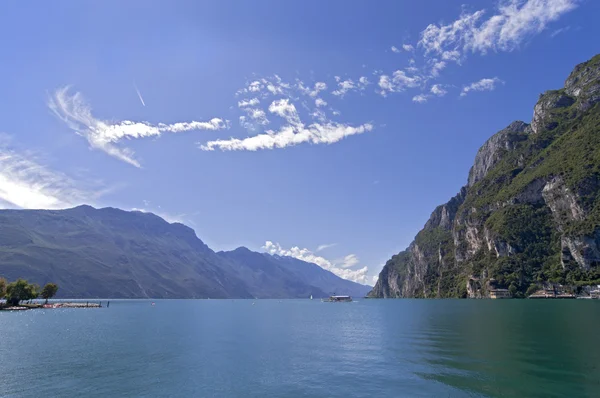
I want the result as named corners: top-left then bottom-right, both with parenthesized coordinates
top-left (151, 302), bottom-right (155, 306)
top-left (310, 294), bottom-right (313, 300)
top-left (322, 295), bottom-right (352, 302)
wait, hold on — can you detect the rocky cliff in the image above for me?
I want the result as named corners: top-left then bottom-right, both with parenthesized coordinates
top-left (369, 54), bottom-right (600, 298)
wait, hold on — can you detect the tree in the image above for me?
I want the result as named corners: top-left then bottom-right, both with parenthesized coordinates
top-left (0, 277), bottom-right (6, 300)
top-left (29, 284), bottom-right (40, 302)
top-left (5, 279), bottom-right (38, 306)
top-left (41, 283), bottom-right (59, 304)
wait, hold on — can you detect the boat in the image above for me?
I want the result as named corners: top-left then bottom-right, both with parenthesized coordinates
top-left (322, 295), bottom-right (352, 302)
top-left (310, 294), bottom-right (313, 300)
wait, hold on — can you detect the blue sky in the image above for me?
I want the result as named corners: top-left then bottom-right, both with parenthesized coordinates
top-left (0, 0), bottom-right (597, 285)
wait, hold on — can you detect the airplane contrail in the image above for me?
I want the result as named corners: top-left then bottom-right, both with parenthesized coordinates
top-left (134, 83), bottom-right (146, 107)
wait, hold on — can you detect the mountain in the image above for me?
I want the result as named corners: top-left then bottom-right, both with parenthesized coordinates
top-left (0, 205), bottom-right (252, 298)
top-left (0, 205), bottom-right (369, 299)
top-left (369, 54), bottom-right (600, 299)
top-left (217, 247), bottom-right (328, 299)
top-left (272, 255), bottom-right (372, 297)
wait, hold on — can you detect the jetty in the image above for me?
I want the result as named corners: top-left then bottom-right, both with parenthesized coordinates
top-left (528, 289), bottom-right (576, 299)
top-left (0, 301), bottom-right (105, 311)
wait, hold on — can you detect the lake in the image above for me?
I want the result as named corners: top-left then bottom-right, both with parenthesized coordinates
top-left (1, 299), bottom-right (599, 397)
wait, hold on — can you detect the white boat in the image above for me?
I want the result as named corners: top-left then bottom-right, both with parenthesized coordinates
top-left (310, 294), bottom-right (313, 300)
top-left (322, 295), bottom-right (352, 302)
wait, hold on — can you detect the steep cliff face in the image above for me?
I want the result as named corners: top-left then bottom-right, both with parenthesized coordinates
top-left (369, 54), bottom-right (600, 298)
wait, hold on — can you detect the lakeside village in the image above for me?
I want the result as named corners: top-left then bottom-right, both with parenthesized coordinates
top-left (483, 278), bottom-right (600, 299)
top-left (0, 278), bottom-right (103, 311)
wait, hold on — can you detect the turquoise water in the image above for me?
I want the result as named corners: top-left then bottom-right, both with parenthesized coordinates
top-left (1, 299), bottom-right (599, 397)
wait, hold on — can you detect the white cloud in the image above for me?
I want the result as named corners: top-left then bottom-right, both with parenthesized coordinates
top-left (49, 87), bottom-right (226, 167)
top-left (238, 98), bottom-right (260, 108)
top-left (378, 70), bottom-right (422, 96)
top-left (297, 81), bottom-right (329, 97)
top-left (263, 241), bottom-right (370, 285)
top-left (418, 0), bottom-right (578, 57)
top-left (461, 77), bottom-right (503, 96)
top-left (402, 44), bottom-right (415, 52)
top-left (315, 98), bottom-right (327, 107)
top-left (331, 77), bottom-right (369, 97)
top-left (412, 94), bottom-right (429, 103)
top-left (268, 98), bottom-right (302, 126)
top-left (0, 136), bottom-right (105, 209)
top-left (200, 122), bottom-right (373, 151)
top-left (248, 80), bottom-right (263, 92)
top-left (332, 79), bottom-right (356, 97)
top-left (441, 50), bottom-right (461, 62)
top-left (430, 60), bottom-right (447, 77)
top-left (431, 84), bottom-right (448, 96)
top-left (372, 275), bottom-right (379, 285)
top-left (316, 243), bottom-right (337, 252)
top-left (391, 46), bottom-right (401, 53)
top-left (550, 25), bottom-right (571, 37)
top-left (338, 254), bottom-right (359, 268)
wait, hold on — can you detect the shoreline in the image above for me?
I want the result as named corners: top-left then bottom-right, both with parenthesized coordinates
top-left (0, 301), bottom-right (104, 311)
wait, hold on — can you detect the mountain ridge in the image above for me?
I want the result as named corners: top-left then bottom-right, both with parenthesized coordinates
top-left (0, 205), bottom-right (370, 299)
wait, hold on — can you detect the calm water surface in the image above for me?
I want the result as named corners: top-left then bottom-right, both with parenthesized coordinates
top-left (1, 299), bottom-right (599, 397)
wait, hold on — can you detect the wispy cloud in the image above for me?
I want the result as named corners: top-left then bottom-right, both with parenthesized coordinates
top-left (461, 77), bottom-right (503, 96)
top-left (49, 86), bottom-right (227, 167)
top-left (204, 86), bottom-right (374, 152)
top-left (377, 0), bottom-right (578, 101)
top-left (431, 84), bottom-right (448, 96)
top-left (315, 98), bottom-right (327, 107)
top-left (316, 243), bottom-right (337, 252)
top-left (419, 0), bottom-right (579, 56)
top-left (378, 70), bottom-right (422, 96)
top-left (134, 83), bottom-right (146, 107)
top-left (331, 77), bottom-right (369, 97)
top-left (0, 135), bottom-right (106, 209)
top-left (550, 25), bottom-right (571, 37)
top-left (201, 121), bottom-right (373, 151)
top-left (412, 94), bottom-right (429, 103)
top-left (263, 241), bottom-right (370, 285)
top-left (238, 98), bottom-right (260, 108)
top-left (391, 46), bottom-right (401, 53)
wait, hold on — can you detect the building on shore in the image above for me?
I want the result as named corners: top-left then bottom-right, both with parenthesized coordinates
top-left (489, 289), bottom-right (511, 299)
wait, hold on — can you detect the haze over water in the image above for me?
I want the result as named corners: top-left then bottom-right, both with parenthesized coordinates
top-left (1, 300), bottom-right (599, 397)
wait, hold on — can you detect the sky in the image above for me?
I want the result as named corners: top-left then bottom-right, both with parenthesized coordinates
top-left (0, 0), bottom-right (598, 286)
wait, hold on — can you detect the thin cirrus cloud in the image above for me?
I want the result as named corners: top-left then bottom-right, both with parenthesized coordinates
top-left (263, 241), bottom-right (370, 285)
top-left (0, 135), bottom-right (106, 210)
top-left (461, 77), bottom-right (504, 96)
top-left (49, 86), bottom-right (227, 168)
top-left (316, 243), bottom-right (337, 252)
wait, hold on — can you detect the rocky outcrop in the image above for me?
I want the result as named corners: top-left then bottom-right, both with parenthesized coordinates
top-left (531, 91), bottom-right (575, 134)
top-left (468, 121), bottom-right (529, 187)
top-left (370, 54), bottom-right (600, 299)
top-left (565, 55), bottom-right (600, 111)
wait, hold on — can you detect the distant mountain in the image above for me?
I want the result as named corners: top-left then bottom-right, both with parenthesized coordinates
top-left (272, 255), bottom-right (372, 298)
top-left (217, 247), bottom-right (327, 299)
top-left (0, 205), bottom-right (369, 299)
top-left (369, 54), bottom-right (600, 299)
top-left (218, 248), bottom-right (371, 298)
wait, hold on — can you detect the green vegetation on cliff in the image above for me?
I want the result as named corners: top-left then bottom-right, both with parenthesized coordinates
top-left (370, 54), bottom-right (600, 298)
